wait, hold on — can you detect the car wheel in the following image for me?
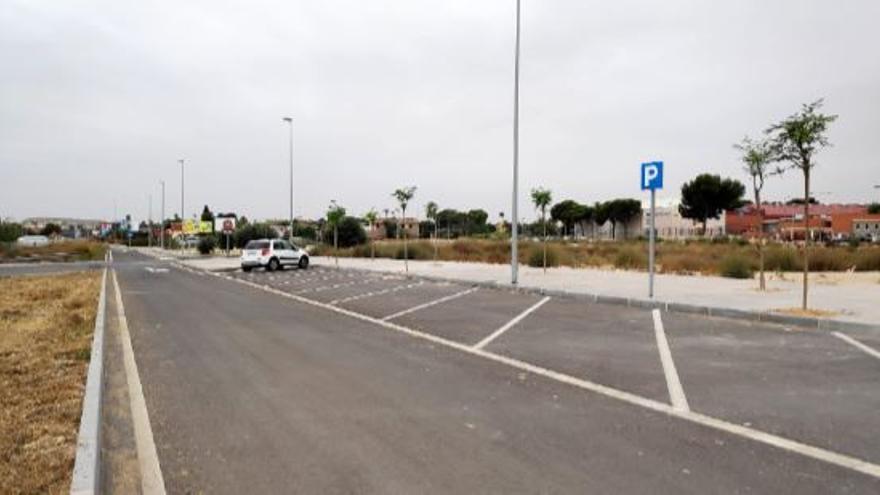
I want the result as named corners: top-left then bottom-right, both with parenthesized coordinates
top-left (298, 256), bottom-right (309, 269)
top-left (242, 266), bottom-right (252, 273)
top-left (267, 258), bottom-right (280, 272)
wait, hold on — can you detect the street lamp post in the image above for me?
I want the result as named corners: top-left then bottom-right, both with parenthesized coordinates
top-left (160, 180), bottom-right (165, 249)
top-left (179, 158), bottom-right (185, 250)
top-left (283, 117), bottom-right (294, 242)
top-left (510, 0), bottom-right (521, 285)
top-left (148, 194), bottom-right (153, 247)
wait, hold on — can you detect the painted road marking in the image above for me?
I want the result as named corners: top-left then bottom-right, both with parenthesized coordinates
top-left (381, 287), bottom-right (479, 321)
top-left (295, 279), bottom-right (371, 294)
top-left (329, 281), bottom-right (425, 305)
top-left (833, 332), bottom-right (880, 360)
top-left (112, 271), bottom-right (166, 495)
top-left (221, 272), bottom-right (880, 480)
top-left (474, 296), bottom-right (551, 350)
top-left (652, 309), bottom-right (689, 412)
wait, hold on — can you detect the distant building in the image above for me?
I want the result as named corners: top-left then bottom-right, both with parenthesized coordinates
top-left (21, 217), bottom-right (108, 238)
top-left (641, 198), bottom-right (724, 239)
top-left (725, 203), bottom-right (879, 240)
top-left (369, 217), bottom-right (419, 240)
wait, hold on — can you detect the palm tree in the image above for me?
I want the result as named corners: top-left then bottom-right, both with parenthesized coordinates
top-left (735, 136), bottom-right (778, 291)
top-left (326, 201), bottom-right (346, 269)
top-left (425, 201), bottom-right (438, 261)
top-left (392, 186), bottom-right (417, 273)
top-left (531, 187), bottom-right (553, 273)
top-left (364, 209), bottom-right (378, 260)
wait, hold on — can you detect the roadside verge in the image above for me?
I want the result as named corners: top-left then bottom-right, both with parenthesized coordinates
top-left (70, 267), bottom-right (108, 495)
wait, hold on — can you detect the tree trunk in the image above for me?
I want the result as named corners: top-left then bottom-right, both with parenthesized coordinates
top-left (334, 226), bottom-right (339, 269)
top-left (433, 221), bottom-right (438, 261)
top-left (756, 189), bottom-right (765, 291)
top-left (403, 206), bottom-right (409, 273)
top-left (542, 209), bottom-right (547, 273)
top-left (802, 168), bottom-right (810, 310)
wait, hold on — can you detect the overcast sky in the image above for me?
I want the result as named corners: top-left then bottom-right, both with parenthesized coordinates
top-left (2, 0), bottom-right (879, 223)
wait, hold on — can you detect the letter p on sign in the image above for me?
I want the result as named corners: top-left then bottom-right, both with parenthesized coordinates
top-left (641, 161), bottom-right (663, 190)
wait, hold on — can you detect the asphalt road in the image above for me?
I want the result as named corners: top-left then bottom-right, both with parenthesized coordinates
top-left (110, 249), bottom-right (880, 493)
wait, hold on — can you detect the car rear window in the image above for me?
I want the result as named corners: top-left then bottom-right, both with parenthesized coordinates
top-left (245, 241), bottom-right (269, 249)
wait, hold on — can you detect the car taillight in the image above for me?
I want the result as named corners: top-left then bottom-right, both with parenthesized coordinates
top-left (261, 248), bottom-right (270, 256)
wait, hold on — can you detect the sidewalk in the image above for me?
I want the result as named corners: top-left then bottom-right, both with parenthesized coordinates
top-left (136, 248), bottom-right (880, 328)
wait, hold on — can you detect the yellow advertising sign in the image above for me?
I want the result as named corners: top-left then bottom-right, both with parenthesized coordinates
top-left (182, 220), bottom-right (212, 234)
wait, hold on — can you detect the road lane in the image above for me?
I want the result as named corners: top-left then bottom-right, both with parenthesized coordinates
top-left (112, 250), bottom-right (878, 493)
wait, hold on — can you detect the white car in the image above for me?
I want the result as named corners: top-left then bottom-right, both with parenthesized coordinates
top-left (240, 239), bottom-right (309, 272)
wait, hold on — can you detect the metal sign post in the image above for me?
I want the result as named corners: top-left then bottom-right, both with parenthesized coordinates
top-left (641, 161), bottom-right (664, 298)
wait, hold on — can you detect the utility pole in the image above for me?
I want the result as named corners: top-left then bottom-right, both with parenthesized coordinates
top-left (179, 158), bottom-right (185, 250)
top-left (510, 0), bottom-right (521, 285)
top-left (148, 194), bottom-right (153, 247)
top-left (283, 117), bottom-right (294, 242)
top-left (160, 180), bottom-right (165, 249)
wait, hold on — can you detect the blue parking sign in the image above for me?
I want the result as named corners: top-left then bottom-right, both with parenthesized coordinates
top-left (641, 161), bottom-right (663, 190)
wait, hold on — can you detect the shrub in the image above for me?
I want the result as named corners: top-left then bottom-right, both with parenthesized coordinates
top-left (614, 247), bottom-right (646, 270)
top-left (719, 254), bottom-right (754, 279)
top-left (527, 246), bottom-right (559, 268)
top-left (765, 246), bottom-right (801, 272)
top-left (395, 242), bottom-right (430, 260)
top-left (854, 248), bottom-right (880, 271)
top-left (197, 236), bottom-right (216, 255)
top-left (323, 216), bottom-right (366, 248)
top-left (235, 223), bottom-right (278, 248)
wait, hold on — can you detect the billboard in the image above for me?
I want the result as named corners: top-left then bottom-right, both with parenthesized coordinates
top-left (182, 220), bottom-right (212, 234)
top-left (215, 217), bottom-right (236, 233)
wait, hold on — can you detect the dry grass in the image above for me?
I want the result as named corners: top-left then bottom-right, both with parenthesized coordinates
top-left (0, 271), bottom-right (101, 495)
top-left (0, 241), bottom-right (106, 264)
top-left (312, 238), bottom-right (880, 277)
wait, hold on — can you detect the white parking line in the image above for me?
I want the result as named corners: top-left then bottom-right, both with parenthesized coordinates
top-left (474, 296), bottom-right (551, 350)
top-left (652, 309), bottom-right (690, 412)
top-left (381, 287), bottom-right (479, 321)
top-left (330, 281), bottom-right (425, 305)
top-left (112, 271), bottom-right (166, 494)
top-left (296, 279), bottom-right (372, 294)
top-left (833, 332), bottom-right (880, 360)
top-left (222, 272), bottom-right (880, 480)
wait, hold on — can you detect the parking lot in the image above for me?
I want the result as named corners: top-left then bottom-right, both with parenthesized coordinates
top-left (224, 263), bottom-right (880, 471)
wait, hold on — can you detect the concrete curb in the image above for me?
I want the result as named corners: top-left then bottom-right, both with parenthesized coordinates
top-left (310, 262), bottom-right (880, 334)
top-left (70, 266), bottom-right (109, 495)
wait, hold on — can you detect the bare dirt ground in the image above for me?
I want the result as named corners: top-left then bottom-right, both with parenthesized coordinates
top-left (0, 271), bottom-right (101, 494)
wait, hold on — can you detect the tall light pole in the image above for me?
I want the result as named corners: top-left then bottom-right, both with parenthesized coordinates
top-left (283, 117), bottom-right (294, 241)
top-left (179, 158), bottom-right (185, 249)
top-left (148, 193), bottom-right (153, 247)
top-left (510, 0), bottom-right (522, 285)
top-left (160, 180), bottom-right (166, 249)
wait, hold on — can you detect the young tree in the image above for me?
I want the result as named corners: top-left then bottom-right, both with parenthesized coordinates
top-left (531, 187), bottom-right (553, 273)
top-left (766, 99), bottom-right (838, 310)
top-left (735, 136), bottom-right (779, 291)
top-left (679, 174), bottom-right (746, 236)
top-left (363, 209), bottom-right (379, 260)
top-left (326, 202), bottom-right (346, 269)
top-left (425, 201), bottom-right (439, 260)
top-left (392, 186), bottom-right (417, 273)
